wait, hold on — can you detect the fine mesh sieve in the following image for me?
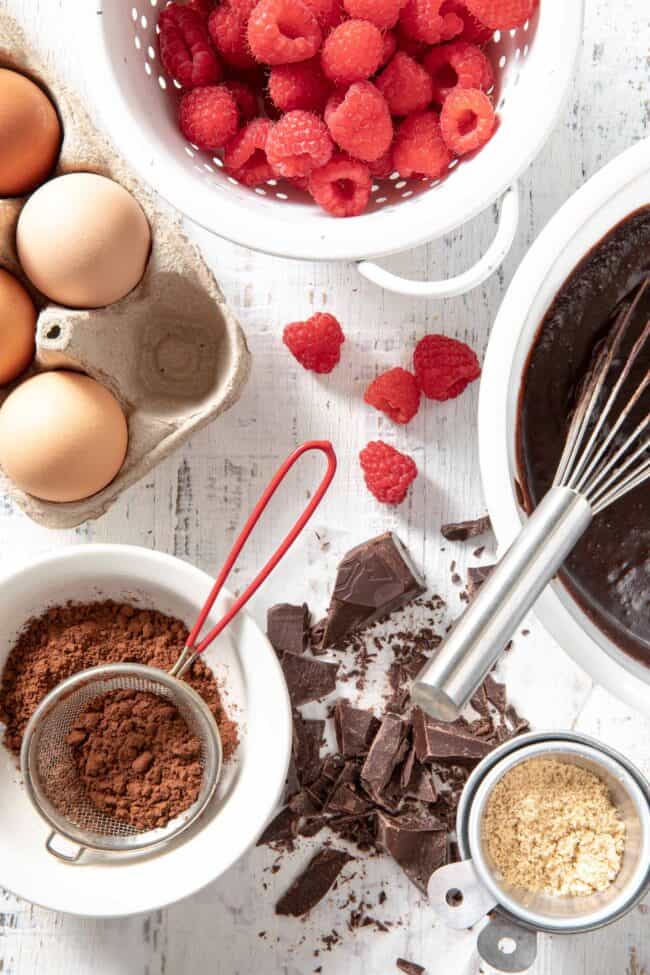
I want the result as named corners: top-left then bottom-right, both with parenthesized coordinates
top-left (20, 441), bottom-right (337, 861)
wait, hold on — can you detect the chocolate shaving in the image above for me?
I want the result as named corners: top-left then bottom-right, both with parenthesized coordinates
top-left (441, 515), bottom-right (492, 542)
top-left (267, 603), bottom-right (310, 656)
top-left (396, 960), bottom-right (425, 975)
top-left (484, 674), bottom-right (506, 714)
top-left (281, 652), bottom-right (339, 707)
top-left (276, 848), bottom-right (354, 917)
top-left (466, 564), bottom-right (495, 599)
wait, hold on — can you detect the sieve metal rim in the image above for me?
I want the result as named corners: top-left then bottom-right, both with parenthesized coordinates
top-left (457, 731), bottom-right (650, 935)
top-left (20, 662), bottom-right (223, 856)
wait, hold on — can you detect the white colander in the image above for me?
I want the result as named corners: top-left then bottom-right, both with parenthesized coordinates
top-left (84, 1), bottom-right (583, 297)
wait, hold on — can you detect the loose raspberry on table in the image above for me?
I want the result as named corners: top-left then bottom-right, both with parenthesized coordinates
top-left (413, 333), bottom-right (481, 400)
top-left (221, 80), bottom-right (258, 123)
top-left (266, 110), bottom-right (333, 177)
top-left (376, 52), bottom-right (434, 116)
top-left (283, 312), bottom-right (345, 373)
top-left (268, 59), bottom-right (331, 114)
top-left (364, 368), bottom-right (421, 424)
top-left (208, 3), bottom-right (256, 69)
top-left (399, 0), bottom-right (463, 44)
top-left (247, 0), bottom-right (322, 66)
top-left (464, 0), bottom-right (534, 29)
top-left (440, 0), bottom-right (493, 43)
top-left (359, 441), bottom-right (417, 505)
top-left (342, 0), bottom-right (406, 30)
top-left (224, 118), bottom-right (274, 186)
top-left (308, 153), bottom-right (372, 217)
top-left (303, 0), bottom-right (345, 30)
top-left (424, 40), bottom-right (493, 105)
top-left (158, 3), bottom-right (222, 88)
top-left (440, 87), bottom-right (496, 154)
top-left (393, 111), bottom-right (452, 179)
top-left (179, 84), bottom-right (240, 149)
top-left (321, 20), bottom-right (384, 85)
top-left (325, 83), bottom-right (393, 163)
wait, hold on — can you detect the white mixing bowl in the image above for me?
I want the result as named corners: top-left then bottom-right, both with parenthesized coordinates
top-left (479, 137), bottom-right (650, 717)
top-left (0, 545), bottom-right (292, 917)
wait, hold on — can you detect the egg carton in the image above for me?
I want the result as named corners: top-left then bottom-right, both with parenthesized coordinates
top-left (0, 12), bottom-right (251, 529)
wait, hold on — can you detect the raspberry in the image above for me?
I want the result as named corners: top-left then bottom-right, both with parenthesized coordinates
top-left (224, 118), bottom-right (274, 185)
top-left (283, 312), bottom-right (345, 373)
top-left (325, 83), bottom-right (393, 163)
top-left (424, 41), bottom-right (493, 104)
top-left (359, 441), bottom-right (417, 504)
top-left (179, 84), bottom-right (240, 149)
top-left (413, 333), bottom-right (481, 400)
top-left (380, 30), bottom-right (398, 67)
top-left (440, 0), bottom-right (493, 43)
top-left (304, 0), bottom-right (345, 30)
top-left (367, 147), bottom-right (394, 178)
top-left (308, 153), bottom-right (372, 217)
top-left (376, 52), bottom-right (433, 116)
top-left (342, 0), bottom-right (406, 30)
top-left (364, 368), bottom-right (421, 424)
top-left (222, 80), bottom-right (258, 122)
top-left (158, 4), bottom-right (222, 88)
top-left (208, 3), bottom-right (256, 69)
top-left (321, 20), bottom-right (384, 85)
top-left (393, 111), bottom-right (452, 179)
top-left (266, 110), bottom-right (333, 177)
top-left (187, 0), bottom-right (217, 21)
top-left (440, 87), bottom-right (496, 154)
top-left (464, 0), bottom-right (534, 29)
top-left (268, 59), bottom-right (331, 113)
top-left (247, 0), bottom-right (322, 66)
top-left (395, 27), bottom-right (427, 60)
top-left (399, 0), bottom-right (463, 44)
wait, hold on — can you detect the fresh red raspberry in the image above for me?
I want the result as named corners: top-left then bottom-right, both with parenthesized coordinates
top-left (179, 84), bottom-right (240, 149)
top-left (359, 441), bottom-right (417, 504)
top-left (440, 0), bottom-right (493, 43)
top-left (208, 3), bottom-right (256, 69)
top-left (247, 0), bottom-right (322, 66)
top-left (231, 0), bottom-right (258, 15)
top-left (379, 30), bottom-right (398, 68)
top-left (158, 3), bottom-right (222, 88)
top-left (321, 20), bottom-right (384, 85)
top-left (464, 0), bottom-right (534, 29)
top-left (440, 87), bottom-right (496, 154)
top-left (364, 368), bottom-right (421, 424)
top-left (376, 52), bottom-right (434, 116)
top-left (395, 27), bottom-right (427, 60)
top-left (187, 0), bottom-right (217, 21)
top-left (325, 82), bottom-right (393, 163)
top-left (266, 110), bottom-right (333, 178)
top-left (283, 312), bottom-right (345, 373)
top-left (393, 111), bottom-right (452, 178)
top-left (268, 59), bottom-right (331, 113)
top-left (304, 0), bottom-right (345, 30)
top-left (308, 153), bottom-right (372, 216)
top-left (399, 0), bottom-right (463, 44)
top-left (221, 80), bottom-right (258, 122)
top-left (224, 118), bottom-right (274, 186)
top-left (367, 147), bottom-right (394, 178)
top-left (413, 333), bottom-right (481, 400)
top-left (342, 0), bottom-right (406, 30)
top-left (424, 40), bottom-right (493, 105)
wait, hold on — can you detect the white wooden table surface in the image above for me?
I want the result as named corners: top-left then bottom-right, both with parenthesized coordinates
top-left (0, 1), bottom-right (649, 972)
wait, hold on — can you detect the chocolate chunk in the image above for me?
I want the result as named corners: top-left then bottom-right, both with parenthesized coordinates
top-left (322, 533), bottom-right (425, 648)
top-left (275, 848), bottom-right (354, 917)
top-left (396, 960), bottom-right (425, 975)
top-left (376, 811), bottom-right (446, 892)
top-left (484, 674), bottom-right (506, 714)
top-left (466, 564), bottom-right (495, 599)
top-left (400, 749), bottom-right (437, 803)
top-left (441, 515), bottom-right (492, 542)
top-left (334, 699), bottom-right (380, 757)
top-left (412, 708), bottom-right (493, 763)
top-left (281, 652), bottom-right (339, 707)
top-left (267, 603), bottom-right (310, 656)
top-left (292, 711), bottom-right (325, 786)
top-left (326, 781), bottom-right (374, 816)
top-left (361, 714), bottom-right (407, 797)
top-left (257, 806), bottom-right (299, 849)
top-left (310, 617), bottom-right (327, 655)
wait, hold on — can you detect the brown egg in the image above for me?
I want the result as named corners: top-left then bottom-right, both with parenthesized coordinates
top-left (0, 68), bottom-right (61, 197)
top-left (16, 172), bottom-right (151, 308)
top-left (0, 371), bottom-right (128, 502)
top-left (0, 269), bottom-right (36, 385)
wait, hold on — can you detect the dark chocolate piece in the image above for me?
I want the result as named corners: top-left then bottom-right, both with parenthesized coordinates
top-left (326, 781), bottom-right (373, 816)
top-left (376, 811), bottom-right (446, 892)
top-left (361, 713), bottom-right (407, 796)
top-left (466, 564), bottom-right (495, 599)
top-left (322, 533), bottom-right (425, 648)
top-left (281, 652), bottom-right (339, 707)
top-left (310, 617), bottom-right (327, 654)
top-left (257, 806), bottom-right (299, 848)
top-left (484, 674), bottom-right (506, 714)
top-left (275, 848), bottom-right (353, 917)
top-left (267, 603), bottom-right (310, 656)
top-left (412, 708), bottom-right (493, 763)
top-left (396, 960), bottom-right (425, 975)
top-left (292, 711), bottom-right (325, 786)
top-left (334, 699), bottom-right (380, 757)
top-left (441, 515), bottom-right (492, 542)
top-left (400, 750), bottom-right (437, 803)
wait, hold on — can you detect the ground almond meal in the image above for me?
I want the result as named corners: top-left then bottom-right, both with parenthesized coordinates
top-left (485, 758), bottom-right (625, 896)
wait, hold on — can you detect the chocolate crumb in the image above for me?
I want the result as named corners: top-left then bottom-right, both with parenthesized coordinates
top-left (441, 515), bottom-right (491, 541)
top-left (397, 960), bottom-right (426, 975)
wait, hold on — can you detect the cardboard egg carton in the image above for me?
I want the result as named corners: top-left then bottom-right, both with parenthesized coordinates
top-left (0, 13), bottom-right (251, 529)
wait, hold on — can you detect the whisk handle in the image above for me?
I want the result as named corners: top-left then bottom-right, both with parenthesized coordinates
top-left (411, 486), bottom-right (592, 722)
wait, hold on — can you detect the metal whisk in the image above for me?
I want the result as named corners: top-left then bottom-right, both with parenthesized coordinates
top-left (413, 280), bottom-right (650, 722)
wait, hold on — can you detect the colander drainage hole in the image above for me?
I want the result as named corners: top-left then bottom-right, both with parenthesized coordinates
top-left (445, 888), bottom-right (463, 907)
top-left (498, 937), bottom-right (517, 955)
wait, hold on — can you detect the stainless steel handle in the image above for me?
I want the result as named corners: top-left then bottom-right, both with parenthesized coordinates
top-left (411, 486), bottom-right (593, 721)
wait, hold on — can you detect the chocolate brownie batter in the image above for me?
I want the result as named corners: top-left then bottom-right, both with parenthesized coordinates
top-left (517, 207), bottom-right (650, 665)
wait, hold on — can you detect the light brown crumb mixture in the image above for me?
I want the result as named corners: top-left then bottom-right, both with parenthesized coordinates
top-left (485, 758), bottom-right (625, 896)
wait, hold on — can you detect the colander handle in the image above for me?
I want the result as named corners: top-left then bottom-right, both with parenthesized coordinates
top-left (356, 184), bottom-right (519, 298)
top-left (171, 441), bottom-right (337, 677)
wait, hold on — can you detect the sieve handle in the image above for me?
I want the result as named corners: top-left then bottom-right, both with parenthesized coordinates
top-left (356, 184), bottom-right (519, 298)
top-left (171, 441), bottom-right (337, 677)
top-left (46, 831), bottom-right (85, 863)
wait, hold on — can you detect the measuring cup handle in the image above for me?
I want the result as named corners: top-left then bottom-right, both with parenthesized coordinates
top-left (185, 441), bottom-right (337, 659)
